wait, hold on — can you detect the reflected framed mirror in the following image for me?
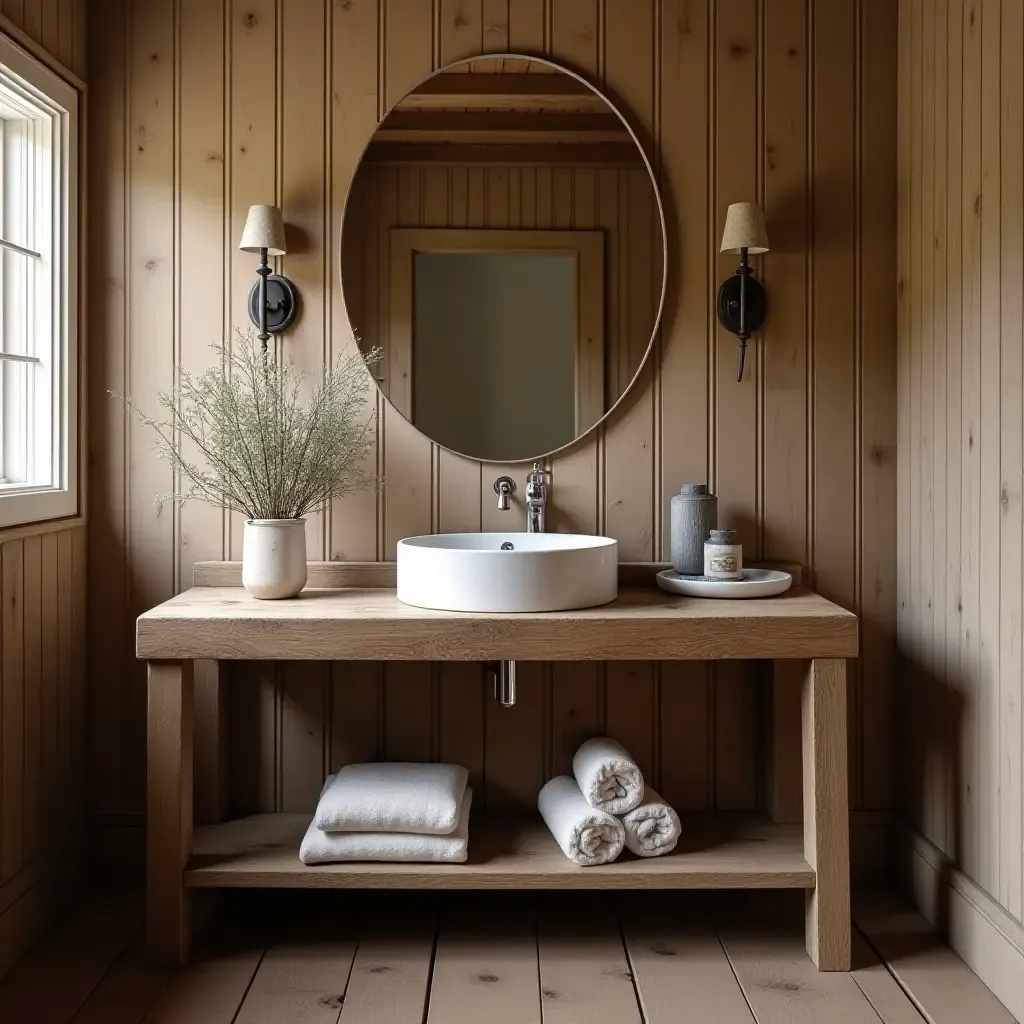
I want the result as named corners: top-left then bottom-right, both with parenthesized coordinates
top-left (340, 55), bottom-right (667, 464)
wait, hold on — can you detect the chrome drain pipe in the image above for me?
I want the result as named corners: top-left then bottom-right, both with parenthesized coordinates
top-left (487, 660), bottom-right (516, 708)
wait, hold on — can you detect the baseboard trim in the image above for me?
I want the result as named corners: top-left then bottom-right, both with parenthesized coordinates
top-left (895, 820), bottom-right (1024, 1022)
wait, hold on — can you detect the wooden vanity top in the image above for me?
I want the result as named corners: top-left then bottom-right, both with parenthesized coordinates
top-left (136, 584), bottom-right (858, 662)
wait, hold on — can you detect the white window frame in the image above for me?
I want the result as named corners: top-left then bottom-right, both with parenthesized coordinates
top-left (0, 35), bottom-right (79, 528)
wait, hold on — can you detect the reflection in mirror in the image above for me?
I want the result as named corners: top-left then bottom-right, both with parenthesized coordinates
top-left (341, 56), bottom-right (665, 464)
top-left (415, 250), bottom-right (577, 460)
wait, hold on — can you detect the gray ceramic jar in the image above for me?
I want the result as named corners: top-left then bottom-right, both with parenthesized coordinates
top-left (670, 484), bottom-right (718, 576)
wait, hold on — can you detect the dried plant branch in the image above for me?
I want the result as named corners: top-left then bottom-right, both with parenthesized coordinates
top-left (113, 329), bottom-right (381, 521)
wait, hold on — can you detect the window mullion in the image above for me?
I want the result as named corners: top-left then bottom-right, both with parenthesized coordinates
top-left (33, 113), bottom-right (53, 490)
top-left (22, 117), bottom-right (32, 484)
top-left (40, 111), bottom-right (55, 489)
top-left (0, 238), bottom-right (43, 259)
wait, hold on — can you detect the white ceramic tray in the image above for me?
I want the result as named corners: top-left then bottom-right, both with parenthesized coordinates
top-left (656, 567), bottom-right (793, 599)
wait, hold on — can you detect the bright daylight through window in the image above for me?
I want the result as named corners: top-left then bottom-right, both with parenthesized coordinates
top-left (0, 36), bottom-right (78, 528)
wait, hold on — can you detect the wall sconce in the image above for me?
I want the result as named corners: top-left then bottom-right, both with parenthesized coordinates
top-left (717, 202), bottom-right (769, 382)
top-left (239, 204), bottom-right (297, 353)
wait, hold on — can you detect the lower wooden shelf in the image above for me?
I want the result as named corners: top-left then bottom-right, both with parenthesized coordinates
top-left (185, 813), bottom-right (814, 890)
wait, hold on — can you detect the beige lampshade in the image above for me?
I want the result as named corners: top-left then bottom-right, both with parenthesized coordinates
top-left (720, 202), bottom-right (769, 254)
top-left (239, 204), bottom-right (287, 255)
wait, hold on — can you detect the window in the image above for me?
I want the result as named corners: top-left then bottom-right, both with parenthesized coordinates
top-left (0, 36), bottom-right (78, 527)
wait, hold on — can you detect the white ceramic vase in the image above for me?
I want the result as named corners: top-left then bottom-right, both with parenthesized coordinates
top-left (242, 519), bottom-right (308, 599)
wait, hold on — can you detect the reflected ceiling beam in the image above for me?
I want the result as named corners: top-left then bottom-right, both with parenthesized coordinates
top-left (397, 73), bottom-right (608, 112)
top-left (364, 142), bottom-right (645, 166)
top-left (375, 112), bottom-right (630, 145)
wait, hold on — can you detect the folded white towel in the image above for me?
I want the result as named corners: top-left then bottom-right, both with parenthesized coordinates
top-left (314, 762), bottom-right (468, 835)
top-left (301, 783), bottom-right (473, 864)
top-left (538, 775), bottom-right (625, 867)
top-left (572, 737), bottom-right (644, 815)
top-left (621, 786), bottom-right (681, 858)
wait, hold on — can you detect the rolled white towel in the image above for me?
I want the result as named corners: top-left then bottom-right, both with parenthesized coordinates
top-left (572, 737), bottom-right (644, 815)
top-left (301, 782), bottom-right (472, 864)
top-left (538, 775), bottom-right (625, 867)
top-left (621, 787), bottom-right (681, 858)
top-left (315, 762), bottom-right (468, 834)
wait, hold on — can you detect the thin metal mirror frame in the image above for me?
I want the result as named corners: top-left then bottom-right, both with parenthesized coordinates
top-left (338, 53), bottom-right (669, 466)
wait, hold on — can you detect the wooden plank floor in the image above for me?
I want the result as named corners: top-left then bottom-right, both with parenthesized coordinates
top-left (0, 888), bottom-right (1017, 1024)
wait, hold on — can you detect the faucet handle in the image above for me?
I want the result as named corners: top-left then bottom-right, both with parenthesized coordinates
top-left (493, 475), bottom-right (516, 511)
top-left (525, 462), bottom-right (548, 500)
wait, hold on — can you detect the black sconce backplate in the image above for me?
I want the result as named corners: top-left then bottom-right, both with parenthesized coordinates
top-left (716, 274), bottom-right (767, 338)
top-left (248, 274), bottom-right (298, 335)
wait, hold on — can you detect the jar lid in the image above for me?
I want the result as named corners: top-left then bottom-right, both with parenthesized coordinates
top-left (708, 529), bottom-right (738, 544)
top-left (679, 483), bottom-right (709, 496)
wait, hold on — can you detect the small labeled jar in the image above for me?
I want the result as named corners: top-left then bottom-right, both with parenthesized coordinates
top-left (704, 529), bottom-right (743, 580)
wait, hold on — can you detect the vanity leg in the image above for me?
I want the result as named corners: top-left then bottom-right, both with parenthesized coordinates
top-left (147, 659), bottom-right (194, 967)
top-left (801, 657), bottom-right (850, 970)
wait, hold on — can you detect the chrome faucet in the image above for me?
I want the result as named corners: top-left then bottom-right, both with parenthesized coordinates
top-left (493, 464), bottom-right (548, 531)
top-left (525, 462), bottom-right (548, 533)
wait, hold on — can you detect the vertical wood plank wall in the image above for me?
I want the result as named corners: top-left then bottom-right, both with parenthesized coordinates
top-left (0, 1), bottom-right (88, 979)
top-left (88, 0), bottom-right (897, 825)
top-left (0, 0), bottom-right (86, 78)
top-left (0, 527), bottom-right (88, 976)
top-left (898, 0), bottom-right (1024, 924)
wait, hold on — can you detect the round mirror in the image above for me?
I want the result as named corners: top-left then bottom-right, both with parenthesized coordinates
top-left (341, 55), bottom-right (666, 464)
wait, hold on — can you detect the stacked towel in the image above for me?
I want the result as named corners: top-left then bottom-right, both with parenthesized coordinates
top-left (621, 787), bottom-right (681, 858)
top-left (300, 763), bottom-right (471, 866)
top-left (315, 763), bottom-right (468, 834)
top-left (538, 738), bottom-right (681, 866)
top-left (538, 776), bottom-right (625, 866)
top-left (572, 737), bottom-right (645, 814)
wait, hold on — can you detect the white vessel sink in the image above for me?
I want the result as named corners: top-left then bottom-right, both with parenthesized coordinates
top-left (397, 533), bottom-right (618, 613)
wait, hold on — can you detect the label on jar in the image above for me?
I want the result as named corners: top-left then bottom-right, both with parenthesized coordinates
top-left (704, 543), bottom-right (743, 579)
